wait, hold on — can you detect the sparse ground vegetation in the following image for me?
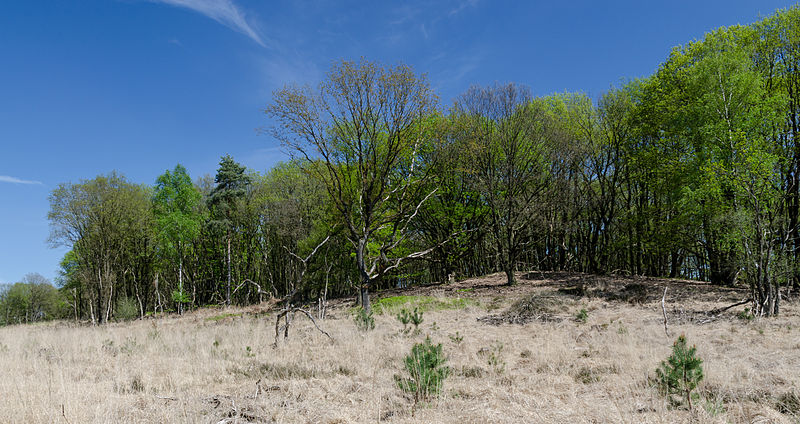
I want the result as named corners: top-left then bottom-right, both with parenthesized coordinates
top-left (1, 272), bottom-right (798, 423)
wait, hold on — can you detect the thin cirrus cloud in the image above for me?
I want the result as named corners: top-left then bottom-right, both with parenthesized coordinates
top-left (149, 0), bottom-right (266, 47)
top-left (0, 175), bottom-right (43, 185)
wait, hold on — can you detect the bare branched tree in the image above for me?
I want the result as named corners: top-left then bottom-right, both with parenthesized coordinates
top-left (267, 58), bottom-right (439, 312)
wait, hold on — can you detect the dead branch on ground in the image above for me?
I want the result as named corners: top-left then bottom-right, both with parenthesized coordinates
top-left (709, 298), bottom-right (752, 316)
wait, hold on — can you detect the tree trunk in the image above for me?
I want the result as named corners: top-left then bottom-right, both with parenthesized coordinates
top-left (178, 256), bottom-right (183, 315)
top-left (504, 269), bottom-right (516, 286)
top-left (360, 286), bottom-right (371, 314)
top-left (105, 280), bottom-right (113, 323)
top-left (89, 300), bottom-right (96, 326)
top-left (96, 275), bottom-right (103, 324)
top-left (74, 289), bottom-right (79, 321)
top-left (356, 237), bottom-right (372, 313)
top-left (226, 234), bottom-right (232, 306)
top-left (503, 255), bottom-right (516, 286)
top-left (790, 107), bottom-right (800, 295)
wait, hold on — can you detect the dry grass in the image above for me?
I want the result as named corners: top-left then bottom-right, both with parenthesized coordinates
top-left (1, 272), bottom-right (799, 423)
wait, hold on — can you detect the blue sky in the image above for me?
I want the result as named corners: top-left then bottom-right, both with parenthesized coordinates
top-left (1, 0), bottom-right (796, 285)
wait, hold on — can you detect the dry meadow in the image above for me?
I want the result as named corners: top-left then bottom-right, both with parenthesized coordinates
top-left (1, 272), bottom-right (799, 423)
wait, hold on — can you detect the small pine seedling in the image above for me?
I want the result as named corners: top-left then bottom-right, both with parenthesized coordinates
top-left (576, 308), bottom-right (588, 323)
top-left (394, 336), bottom-right (450, 405)
top-left (656, 334), bottom-right (704, 410)
top-left (354, 307), bottom-right (375, 331)
top-left (397, 307), bottom-right (424, 334)
top-left (487, 342), bottom-right (506, 374)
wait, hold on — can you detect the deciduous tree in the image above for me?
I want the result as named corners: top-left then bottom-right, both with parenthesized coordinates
top-left (267, 58), bottom-right (439, 311)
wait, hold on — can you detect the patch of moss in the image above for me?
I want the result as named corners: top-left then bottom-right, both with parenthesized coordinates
top-left (372, 295), bottom-right (477, 315)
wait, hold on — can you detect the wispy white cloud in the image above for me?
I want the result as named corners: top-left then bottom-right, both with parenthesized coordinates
top-left (256, 54), bottom-right (322, 90)
top-left (0, 175), bottom-right (43, 185)
top-left (389, 4), bottom-right (421, 26)
top-left (440, 51), bottom-right (482, 83)
top-left (449, 0), bottom-right (480, 16)
top-left (149, 0), bottom-right (266, 47)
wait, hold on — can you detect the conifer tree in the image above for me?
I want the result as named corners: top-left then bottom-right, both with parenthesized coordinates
top-left (656, 334), bottom-right (704, 410)
top-left (208, 155), bottom-right (250, 305)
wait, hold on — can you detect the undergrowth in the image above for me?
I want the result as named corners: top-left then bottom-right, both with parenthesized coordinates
top-left (372, 295), bottom-right (476, 315)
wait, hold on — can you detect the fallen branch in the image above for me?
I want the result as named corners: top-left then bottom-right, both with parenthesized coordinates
top-left (273, 306), bottom-right (333, 347)
top-left (709, 298), bottom-right (752, 316)
top-left (232, 279), bottom-right (276, 299)
top-left (61, 404), bottom-right (71, 424)
top-left (294, 307), bottom-right (332, 339)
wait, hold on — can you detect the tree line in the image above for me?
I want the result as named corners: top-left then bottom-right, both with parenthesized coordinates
top-left (23, 6), bottom-right (800, 325)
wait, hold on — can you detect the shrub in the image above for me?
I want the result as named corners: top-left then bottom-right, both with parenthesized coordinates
top-left (395, 337), bottom-right (450, 404)
top-left (397, 307), bottom-right (423, 334)
top-left (575, 308), bottom-right (588, 323)
top-left (656, 334), bottom-right (704, 410)
top-left (486, 342), bottom-right (506, 374)
top-left (171, 289), bottom-right (191, 306)
top-left (114, 296), bottom-right (140, 321)
top-left (354, 307), bottom-right (374, 331)
top-left (736, 307), bottom-right (754, 321)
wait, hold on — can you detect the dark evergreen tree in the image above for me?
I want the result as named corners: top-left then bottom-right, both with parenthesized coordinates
top-left (208, 154), bottom-right (250, 305)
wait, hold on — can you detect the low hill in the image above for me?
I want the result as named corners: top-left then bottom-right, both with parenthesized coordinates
top-left (0, 272), bottom-right (797, 423)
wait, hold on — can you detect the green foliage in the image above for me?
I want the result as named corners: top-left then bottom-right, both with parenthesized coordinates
top-left (394, 337), bottom-right (450, 403)
top-left (205, 312), bottom-right (242, 322)
top-left (38, 5), bottom-right (800, 324)
top-left (48, 172), bottom-right (154, 324)
top-left (208, 155), bottom-right (250, 222)
top-left (397, 307), bottom-right (423, 334)
top-left (575, 308), bottom-right (589, 323)
top-left (353, 307), bottom-right (375, 331)
top-left (153, 164), bottom-right (202, 253)
top-left (736, 307), bottom-right (754, 321)
top-left (171, 289), bottom-right (191, 306)
top-left (114, 296), bottom-right (139, 321)
top-left (268, 58), bottom-right (440, 312)
top-left (485, 342), bottom-right (506, 374)
top-left (153, 164), bottom-right (203, 308)
top-left (372, 295), bottom-right (476, 315)
top-left (656, 334), bottom-right (704, 410)
top-left (0, 274), bottom-right (69, 325)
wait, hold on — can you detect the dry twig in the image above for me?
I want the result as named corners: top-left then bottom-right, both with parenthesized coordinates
top-left (661, 287), bottom-right (670, 337)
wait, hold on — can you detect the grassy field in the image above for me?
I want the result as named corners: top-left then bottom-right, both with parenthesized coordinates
top-left (1, 272), bottom-right (799, 423)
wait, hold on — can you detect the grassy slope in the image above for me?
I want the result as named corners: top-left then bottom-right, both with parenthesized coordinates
top-left (0, 271), bottom-right (798, 423)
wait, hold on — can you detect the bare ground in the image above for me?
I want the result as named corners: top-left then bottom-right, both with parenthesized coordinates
top-left (1, 271), bottom-right (798, 423)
